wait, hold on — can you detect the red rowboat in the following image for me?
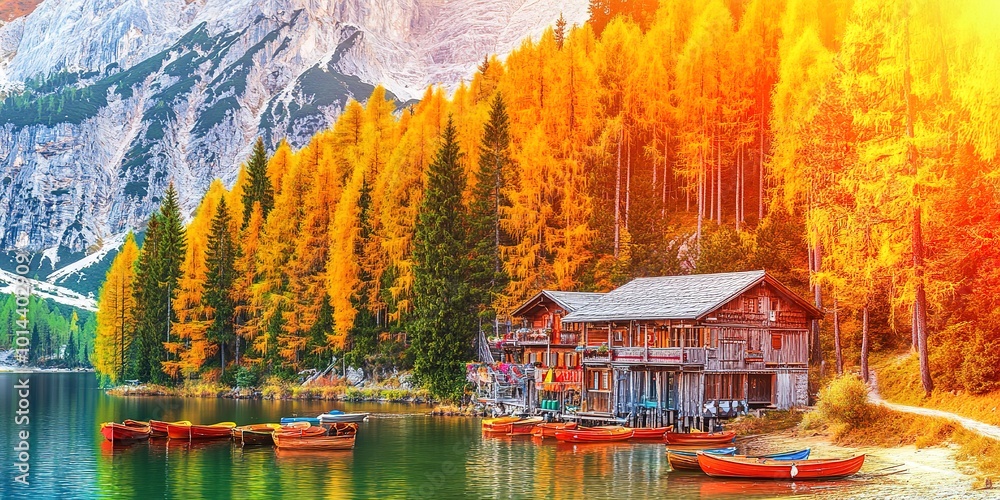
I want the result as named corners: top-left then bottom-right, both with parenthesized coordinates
top-left (665, 430), bottom-right (736, 445)
top-left (100, 421), bottom-right (151, 443)
top-left (554, 426), bottom-right (634, 443)
top-left (146, 420), bottom-right (191, 438)
top-left (326, 422), bottom-right (359, 436)
top-left (273, 433), bottom-right (356, 451)
top-left (507, 417), bottom-right (544, 435)
top-left (697, 453), bottom-right (866, 479)
top-left (166, 421), bottom-right (237, 440)
top-left (531, 422), bottom-right (577, 438)
top-left (629, 426), bottom-right (673, 440)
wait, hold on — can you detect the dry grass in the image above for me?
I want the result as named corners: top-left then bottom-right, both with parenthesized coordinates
top-left (875, 352), bottom-right (1000, 427)
top-left (728, 410), bottom-right (804, 436)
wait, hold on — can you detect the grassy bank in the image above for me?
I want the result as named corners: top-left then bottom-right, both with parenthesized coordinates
top-left (107, 378), bottom-right (433, 403)
top-left (805, 375), bottom-right (1000, 485)
top-left (875, 352), bottom-right (1000, 427)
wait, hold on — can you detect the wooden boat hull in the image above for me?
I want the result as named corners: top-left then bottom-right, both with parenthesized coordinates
top-left (100, 422), bottom-right (151, 443)
top-left (554, 426), bottom-right (634, 443)
top-left (665, 431), bottom-right (736, 445)
top-left (667, 447), bottom-right (737, 471)
top-left (273, 433), bottom-right (356, 451)
top-left (167, 422), bottom-right (236, 440)
top-left (531, 422), bottom-right (577, 438)
top-left (629, 426), bottom-right (673, 440)
top-left (234, 424), bottom-right (281, 446)
top-left (325, 422), bottom-right (359, 436)
top-left (697, 452), bottom-right (866, 479)
top-left (274, 426), bottom-right (328, 439)
top-left (506, 417), bottom-right (544, 435)
top-left (147, 420), bottom-right (190, 438)
top-left (482, 416), bottom-right (520, 433)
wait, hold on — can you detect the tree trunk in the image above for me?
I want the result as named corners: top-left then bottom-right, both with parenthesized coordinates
top-left (811, 238), bottom-right (823, 364)
top-left (861, 306), bottom-right (870, 383)
top-left (833, 296), bottom-right (843, 376)
top-left (614, 124), bottom-right (622, 258)
top-left (625, 127), bottom-right (631, 232)
top-left (903, 3), bottom-right (933, 396)
top-left (717, 134), bottom-right (722, 225)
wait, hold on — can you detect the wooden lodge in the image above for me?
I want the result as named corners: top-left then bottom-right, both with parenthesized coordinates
top-left (500, 291), bottom-right (605, 413)
top-left (561, 270), bottom-right (822, 430)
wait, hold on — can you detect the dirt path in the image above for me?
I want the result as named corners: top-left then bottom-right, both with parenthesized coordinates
top-left (869, 372), bottom-right (1000, 441)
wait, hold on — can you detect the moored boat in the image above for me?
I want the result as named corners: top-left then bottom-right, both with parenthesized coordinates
top-left (318, 412), bottom-right (369, 424)
top-left (279, 416), bottom-right (321, 426)
top-left (482, 416), bottom-right (521, 433)
top-left (507, 417), bottom-right (545, 435)
top-left (100, 421), bottom-right (152, 443)
top-left (629, 426), bottom-right (674, 440)
top-left (273, 433), bottom-right (356, 451)
top-left (146, 420), bottom-right (191, 438)
top-left (667, 447), bottom-right (737, 471)
top-left (697, 452), bottom-right (866, 479)
top-left (665, 430), bottom-right (736, 445)
top-left (274, 425), bottom-right (328, 439)
top-left (325, 422), bottom-right (359, 436)
top-left (233, 423), bottom-right (282, 446)
top-left (554, 426), bottom-right (634, 443)
top-left (167, 422), bottom-right (237, 440)
top-left (747, 448), bottom-right (811, 461)
top-left (530, 422), bottom-right (577, 438)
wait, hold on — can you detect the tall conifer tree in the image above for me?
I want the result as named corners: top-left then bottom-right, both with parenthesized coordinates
top-left (130, 184), bottom-right (187, 383)
top-left (469, 94), bottom-right (512, 329)
top-left (412, 117), bottom-right (475, 399)
top-left (242, 138), bottom-right (274, 227)
top-left (204, 197), bottom-right (238, 377)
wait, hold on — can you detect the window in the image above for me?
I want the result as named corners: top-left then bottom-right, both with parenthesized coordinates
top-left (771, 333), bottom-right (782, 350)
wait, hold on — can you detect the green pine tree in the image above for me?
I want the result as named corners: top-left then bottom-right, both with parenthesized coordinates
top-left (130, 183), bottom-right (187, 383)
top-left (468, 93), bottom-right (513, 331)
top-left (411, 117), bottom-right (475, 400)
top-left (241, 138), bottom-right (274, 227)
top-left (347, 180), bottom-right (379, 369)
top-left (64, 330), bottom-right (78, 368)
top-left (204, 197), bottom-right (239, 377)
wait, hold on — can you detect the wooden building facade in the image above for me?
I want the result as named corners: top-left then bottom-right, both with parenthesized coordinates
top-left (562, 270), bottom-right (822, 430)
top-left (502, 291), bottom-right (605, 413)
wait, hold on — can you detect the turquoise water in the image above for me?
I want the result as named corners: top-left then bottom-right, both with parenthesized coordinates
top-left (0, 373), bottom-right (865, 499)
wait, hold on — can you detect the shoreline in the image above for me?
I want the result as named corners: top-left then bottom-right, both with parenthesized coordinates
top-left (742, 425), bottom-right (993, 498)
top-left (0, 367), bottom-right (95, 373)
top-left (105, 382), bottom-right (437, 404)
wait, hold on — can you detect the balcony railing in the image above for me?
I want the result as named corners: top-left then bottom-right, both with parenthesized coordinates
top-left (606, 347), bottom-right (706, 365)
top-left (502, 329), bottom-right (580, 346)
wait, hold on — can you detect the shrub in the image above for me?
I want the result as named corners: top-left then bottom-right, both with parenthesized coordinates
top-left (816, 375), bottom-right (876, 428)
top-left (960, 328), bottom-right (1000, 395)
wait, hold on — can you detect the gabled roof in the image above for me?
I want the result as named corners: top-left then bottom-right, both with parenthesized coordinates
top-left (561, 270), bottom-right (822, 323)
top-left (511, 290), bottom-right (606, 318)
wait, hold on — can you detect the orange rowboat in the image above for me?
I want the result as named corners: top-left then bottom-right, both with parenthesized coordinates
top-left (697, 453), bottom-right (866, 479)
top-left (554, 426), bottom-right (634, 443)
top-left (146, 420), bottom-right (191, 438)
top-left (100, 421), bottom-right (151, 443)
top-left (273, 433), bottom-right (356, 451)
top-left (167, 422), bottom-right (236, 440)
top-left (482, 416), bottom-right (521, 433)
top-left (506, 417), bottom-right (544, 435)
top-left (629, 426), bottom-right (673, 440)
top-left (233, 424), bottom-right (282, 446)
top-left (274, 425), bottom-right (328, 438)
top-left (665, 430), bottom-right (736, 445)
top-left (531, 422), bottom-right (577, 438)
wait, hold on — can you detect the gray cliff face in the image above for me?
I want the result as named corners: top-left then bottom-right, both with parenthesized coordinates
top-left (0, 0), bottom-right (589, 258)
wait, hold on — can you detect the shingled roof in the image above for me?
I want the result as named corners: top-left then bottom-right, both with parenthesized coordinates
top-left (561, 270), bottom-right (820, 323)
top-left (511, 290), bottom-right (606, 318)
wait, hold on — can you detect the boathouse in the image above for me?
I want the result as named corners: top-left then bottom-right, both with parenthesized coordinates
top-left (561, 270), bottom-right (822, 430)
